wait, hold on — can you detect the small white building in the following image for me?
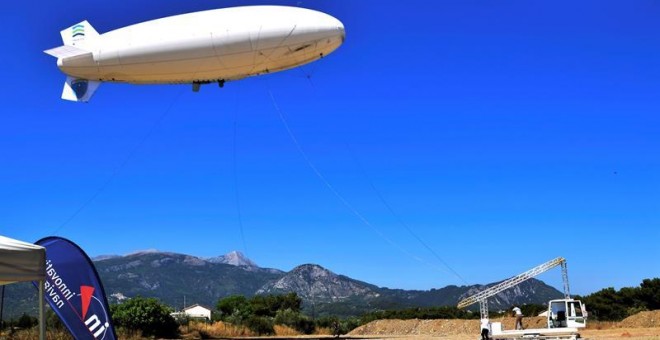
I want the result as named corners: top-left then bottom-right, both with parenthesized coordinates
top-left (171, 304), bottom-right (212, 321)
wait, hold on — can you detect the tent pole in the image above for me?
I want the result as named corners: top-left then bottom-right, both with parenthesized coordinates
top-left (1, 285), bottom-right (5, 330)
top-left (39, 281), bottom-right (45, 340)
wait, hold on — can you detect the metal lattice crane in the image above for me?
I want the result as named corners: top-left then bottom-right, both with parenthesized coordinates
top-left (457, 257), bottom-right (571, 320)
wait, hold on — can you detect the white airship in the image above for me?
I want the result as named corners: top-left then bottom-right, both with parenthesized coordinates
top-left (45, 6), bottom-right (345, 102)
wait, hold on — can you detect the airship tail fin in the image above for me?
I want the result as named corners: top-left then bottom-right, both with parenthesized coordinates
top-left (60, 20), bottom-right (100, 49)
top-left (61, 76), bottom-right (101, 102)
top-left (44, 20), bottom-right (99, 58)
top-left (44, 45), bottom-right (90, 59)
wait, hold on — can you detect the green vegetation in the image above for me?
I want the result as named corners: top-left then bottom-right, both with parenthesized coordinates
top-left (519, 304), bottom-right (547, 317)
top-left (110, 296), bottom-right (179, 338)
top-left (361, 306), bottom-right (479, 323)
top-left (0, 308), bottom-right (65, 337)
top-left (216, 293), bottom-right (314, 335)
top-left (216, 295), bottom-right (480, 335)
top-left (0, 313), bottom-right (38, 331)
top-left (580, 278), bottom-right (660, 321)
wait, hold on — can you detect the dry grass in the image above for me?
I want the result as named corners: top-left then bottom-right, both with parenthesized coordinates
top-left (314, 326), bottom-right (333, 335)
top-left (114, 328), bottom-right (146, 340)
top-left (182, 320), bottom-right (256, 338)
top-left (581, 327), bottom-right (660, 339)
top-left (4, 322), bottom-right (319, 339)
top-left (0, 328), bottom-right (73, 339)
top-left (273, 324), bottom-right (300, 336)
top-left (182, 322), bottom-right (323, 337)
top-left (587, 320), bottom-right (620, 330)
top-left (0, 327), bottom-right (152, 340)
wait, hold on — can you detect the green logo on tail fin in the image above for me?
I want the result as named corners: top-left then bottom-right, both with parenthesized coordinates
top-left (72, 24), bottom-right (85, 38)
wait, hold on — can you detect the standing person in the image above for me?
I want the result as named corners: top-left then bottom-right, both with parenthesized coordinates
top-left (512, 306), bottom-right (524, 330)
top-left (480, 318), bottom-right (491, 340)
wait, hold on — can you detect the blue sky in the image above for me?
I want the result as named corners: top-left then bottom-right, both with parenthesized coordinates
top-left (2, 0), bottom-right (659, 295)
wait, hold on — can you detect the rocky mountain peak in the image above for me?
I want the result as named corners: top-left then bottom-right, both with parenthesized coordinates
top-left (207, 251), bottom-right (258, 268)
top-left (291, 264), bottom-right (332, 278)
top-left (256, 264), bottom-right (380, 302)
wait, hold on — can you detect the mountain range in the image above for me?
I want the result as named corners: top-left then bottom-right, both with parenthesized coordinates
top-left (1, 250), bottom-right (562, 319)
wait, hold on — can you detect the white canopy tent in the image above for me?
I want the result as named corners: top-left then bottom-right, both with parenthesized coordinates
top-left (0, 235), bottom-right (46, 340)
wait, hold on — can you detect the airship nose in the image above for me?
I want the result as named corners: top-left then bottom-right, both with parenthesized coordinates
top-left (323, 14), bottom-right (345, 43)
top-left (338, 22), bottom-right (346, 43)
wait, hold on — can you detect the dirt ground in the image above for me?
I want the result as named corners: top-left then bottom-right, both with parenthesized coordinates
top-left (347, 311), bottom-right (660, 339)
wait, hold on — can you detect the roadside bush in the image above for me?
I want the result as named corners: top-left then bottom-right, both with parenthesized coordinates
top-left (17, 313), bottom-right (38, 329)
top-left (110, 297), bottom-right (178, 338)
top-left (245, 315), bottom-right (274, 335)
top-left (274, 308), bottom-right (314, 334)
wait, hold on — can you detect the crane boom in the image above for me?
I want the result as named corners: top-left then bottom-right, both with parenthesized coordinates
top-left (457, 257), bottom-right (569, 310)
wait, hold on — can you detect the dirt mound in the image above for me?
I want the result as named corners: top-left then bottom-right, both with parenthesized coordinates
top-left (349, 317), bottom-right (548, 336)
top-left (349, 319), bottom-right (474, 336)
top-left (619, 310), bottom-right (660, 328)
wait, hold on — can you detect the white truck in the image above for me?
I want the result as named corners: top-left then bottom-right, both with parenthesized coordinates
top-left (457, 257), bottom-right (587, 340)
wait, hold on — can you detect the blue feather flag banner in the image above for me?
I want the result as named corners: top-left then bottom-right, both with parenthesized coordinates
top-left (34, 237), bottom-right (116, 340)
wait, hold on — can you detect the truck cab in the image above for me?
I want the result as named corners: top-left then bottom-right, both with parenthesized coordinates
top-left (548, 299), bottom-right (587, 329)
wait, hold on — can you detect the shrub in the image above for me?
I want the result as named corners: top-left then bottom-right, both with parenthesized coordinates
top-left (17, 313), bottom-right (38, 329)
top-left (110, 297), bottom-right (179, 338)
top-left (245, 315), bottom-right (274, 335)
top-left (274, 308), bottom-right (314, 334)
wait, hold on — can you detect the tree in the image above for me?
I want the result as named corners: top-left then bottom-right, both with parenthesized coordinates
top-left (216, 295), bottom-right (253, 324)
top-left (217, 295), bottom-right (249, 316)
top-left (251, 293), bottom-right (302, 317)
top-left (580, 278), bottom-right (660, 321)
top-left (582, 287), bottom-right (628, 321)
top-left (110, 297), bottom-right (178, 338)
top-left (639, 278), bottom-right (660, 310)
